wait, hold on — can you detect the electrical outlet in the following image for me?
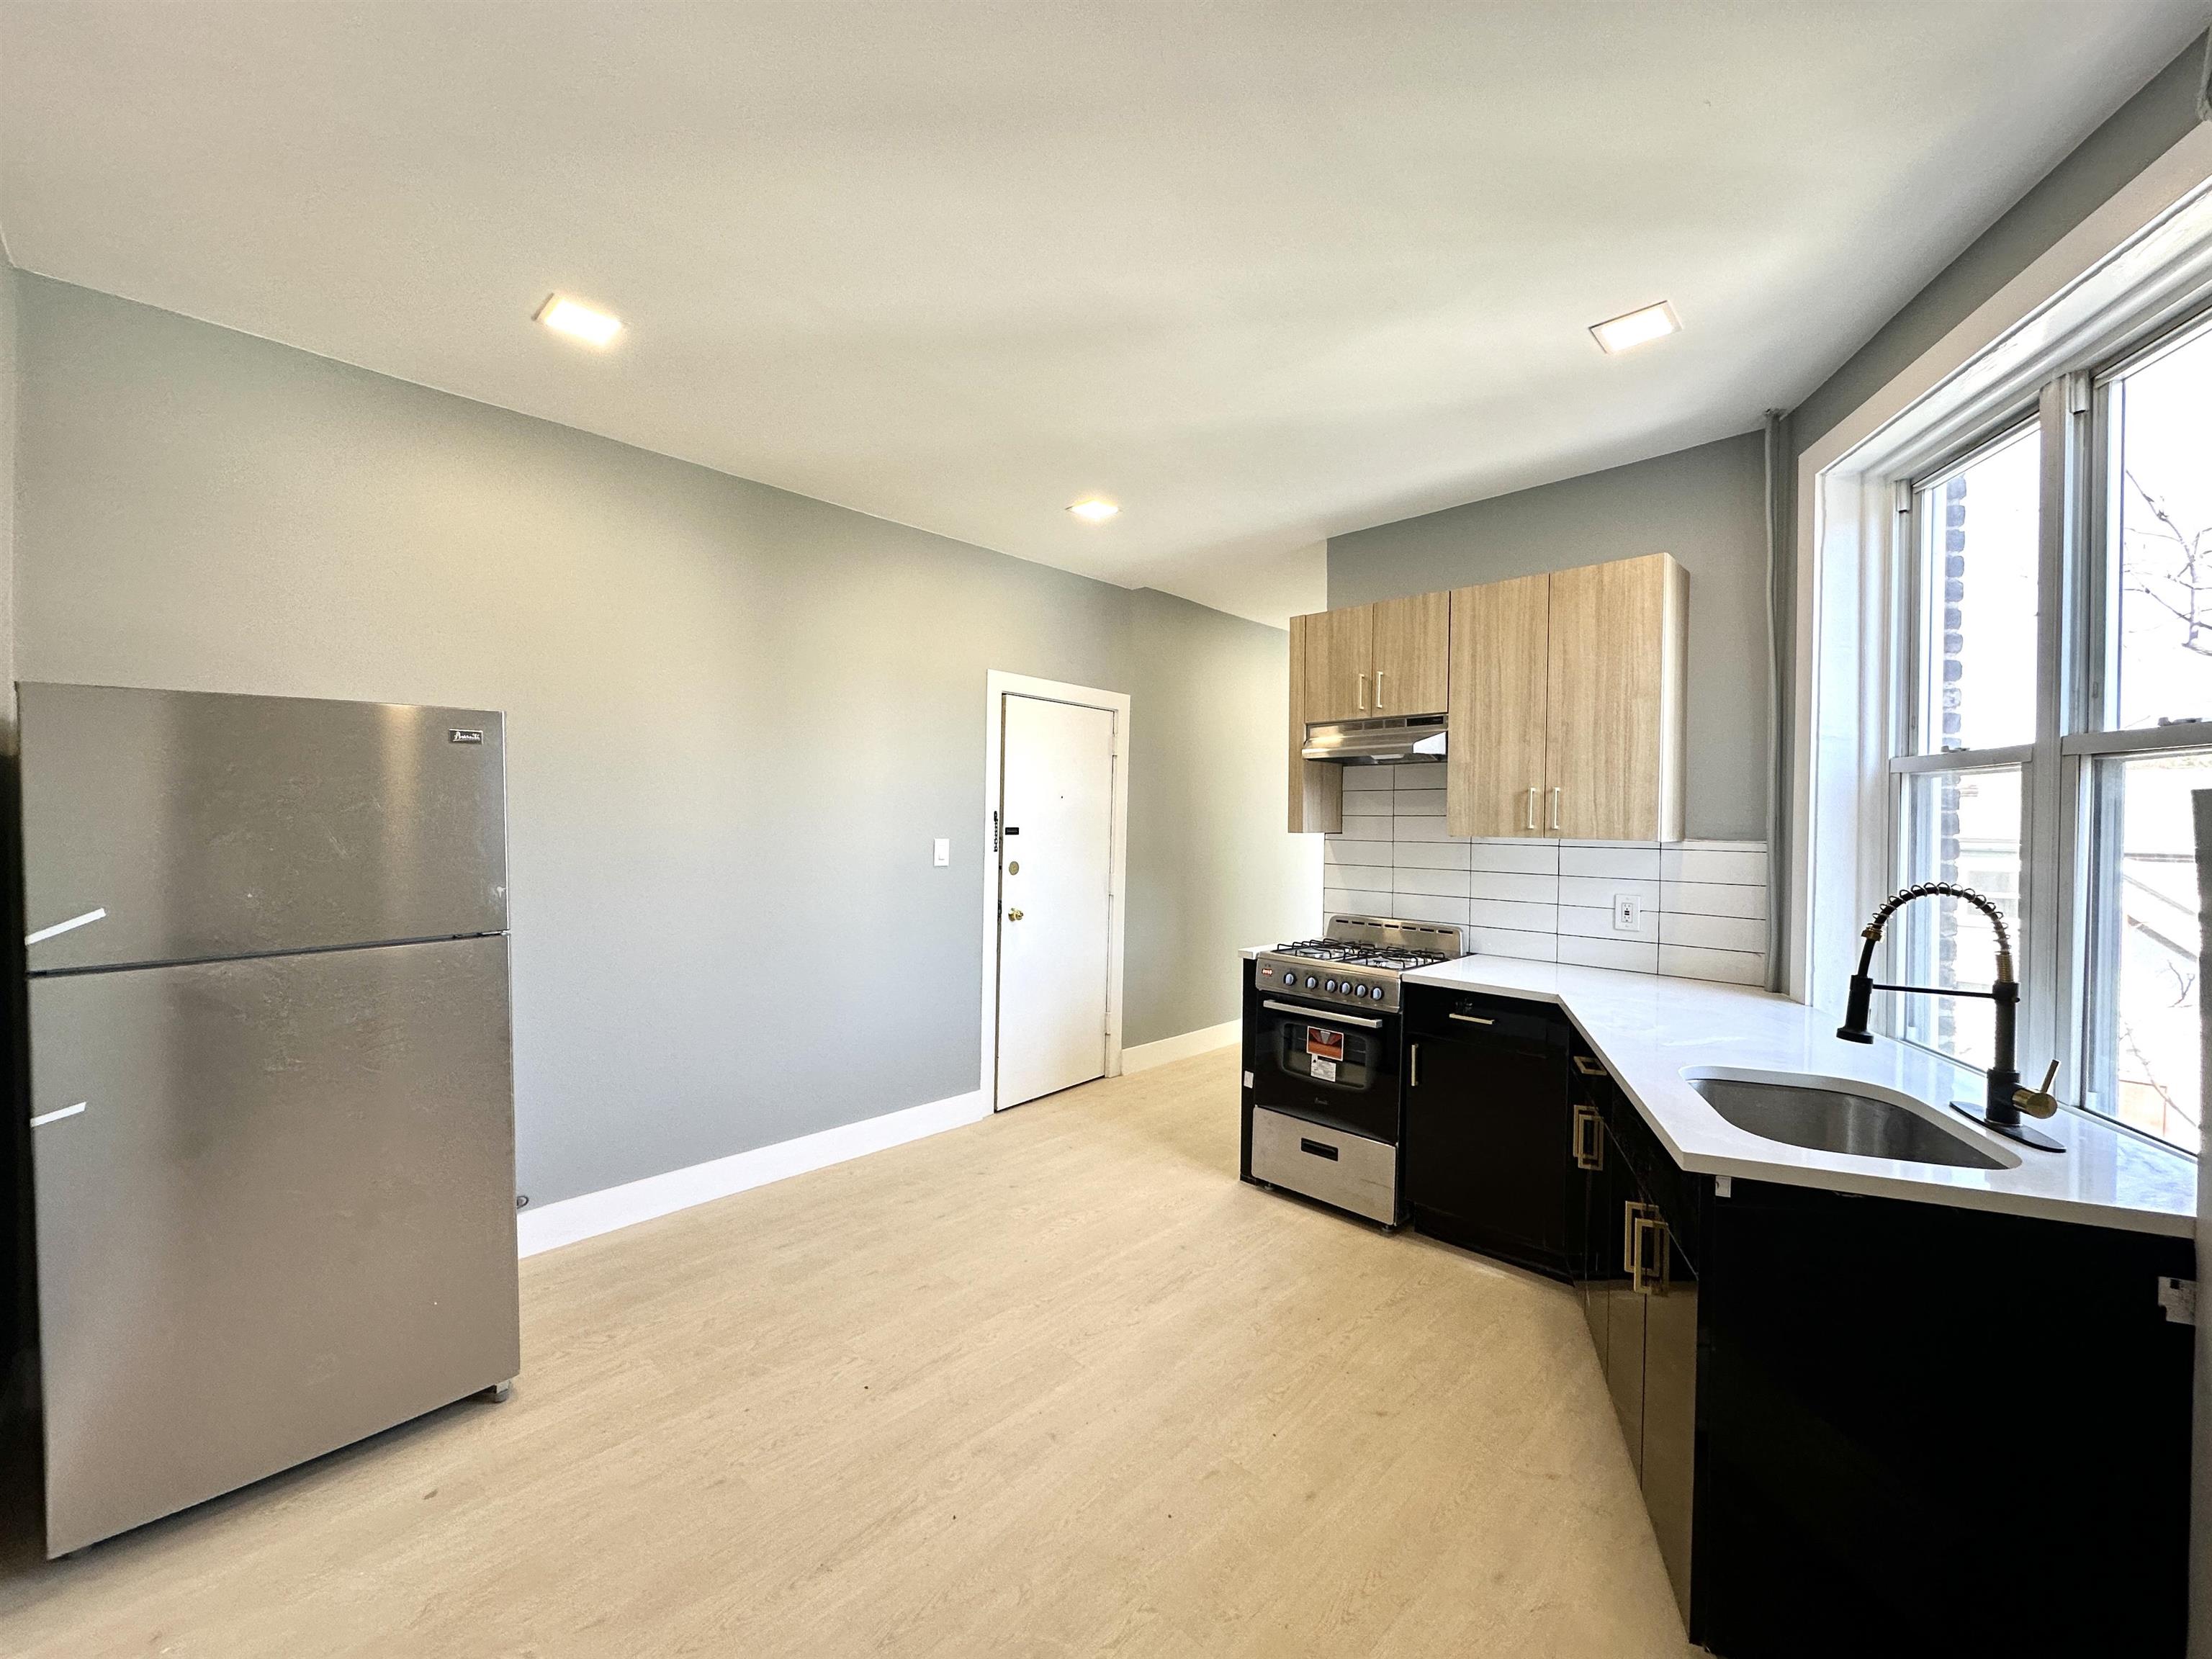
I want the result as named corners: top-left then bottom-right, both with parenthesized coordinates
top-left (932, 837), bottom-right (950, 867)
top-left (1612, 894), bottom-right (1641, 932)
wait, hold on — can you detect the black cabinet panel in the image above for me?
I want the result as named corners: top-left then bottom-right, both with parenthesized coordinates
top-left (1696, 1181), bottom-right (2195, 1658)
top-left (1402, 987), bottom-right (1572, 1277)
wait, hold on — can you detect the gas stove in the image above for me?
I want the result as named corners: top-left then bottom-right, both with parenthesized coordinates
top-left (1253, 914), bottom-right (1465, 1013)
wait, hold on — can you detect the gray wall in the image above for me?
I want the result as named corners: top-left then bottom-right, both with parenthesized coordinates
top-left (1327, 431), bottom-right (1769, 842)
top-left (10, 273), bottom-right (1308, 1208)
top-left (1794, 34), bottom-right (2208, 456)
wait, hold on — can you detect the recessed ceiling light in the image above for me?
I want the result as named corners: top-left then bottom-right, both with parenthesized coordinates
top-left (1589, 301), bottom-right (1681, 355)
top-left (534, 293), bottom-right (622, 347)
top-left (1068, 498), bottom-right (1120, 523)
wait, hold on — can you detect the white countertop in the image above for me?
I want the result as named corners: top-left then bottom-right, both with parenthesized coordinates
top-left (1381, 956), bottom-right (2198, 1238)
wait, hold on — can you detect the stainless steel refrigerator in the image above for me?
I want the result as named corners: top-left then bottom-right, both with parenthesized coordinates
top-left (17, 682), bottom-right (522, 1557)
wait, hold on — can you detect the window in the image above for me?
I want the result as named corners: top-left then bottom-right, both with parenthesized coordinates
top-left (1883, 310), bottom-right (2212, 1154)
top-left (1892, 427), bottom-right (2038, 1071)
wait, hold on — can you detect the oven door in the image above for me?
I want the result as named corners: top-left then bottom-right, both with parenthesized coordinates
top-left (1244, 976), bottom-right (1403, 1143)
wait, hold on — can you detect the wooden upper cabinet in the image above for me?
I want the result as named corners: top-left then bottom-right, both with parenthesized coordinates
top-left (1370, 593), bottom-right (1449, 716)
top-left (1300, 605), bottom-right (1376, 723)
top-left (1544, 554), bottom-right (1686, 842)
top-left (1447, 575), bottom-right (1551, 837)
top-left (1286, 613), bottom-right (1343, 834)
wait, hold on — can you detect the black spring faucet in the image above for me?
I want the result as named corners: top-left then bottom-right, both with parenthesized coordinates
top-left (1835, 883), bottom-right (2063, 1153)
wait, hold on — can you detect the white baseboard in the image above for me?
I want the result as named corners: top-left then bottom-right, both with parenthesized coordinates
top-left (1120, 1018), bottom-right (1240, 1074)
top-left (516, 1087), bottom-right (989, 1259)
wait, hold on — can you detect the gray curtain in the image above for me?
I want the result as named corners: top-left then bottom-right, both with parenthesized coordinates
top-left (1763, 411), bottom-right (1794, 994)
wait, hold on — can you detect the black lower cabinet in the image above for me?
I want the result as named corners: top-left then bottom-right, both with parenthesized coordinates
top-left (1401, 986), bottom-right (2198, 1658)
top-left (1401, 987), bottom-right (1574, 1277)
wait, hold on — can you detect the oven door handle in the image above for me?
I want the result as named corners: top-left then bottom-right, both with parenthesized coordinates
top-left (1262, 998), bottom-right (1384, 1029)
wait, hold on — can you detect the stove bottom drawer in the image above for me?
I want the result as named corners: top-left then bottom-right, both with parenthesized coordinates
top-left (1249, 1108), bottom-right (1398, 1226)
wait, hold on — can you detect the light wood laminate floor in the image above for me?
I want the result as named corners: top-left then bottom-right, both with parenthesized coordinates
top-left (0, 1048), bottom-right (1696, 1658)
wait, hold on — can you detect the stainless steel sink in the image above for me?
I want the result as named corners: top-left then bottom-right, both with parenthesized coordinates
top-left (1686, 1076), bottom-right (2005, 1169)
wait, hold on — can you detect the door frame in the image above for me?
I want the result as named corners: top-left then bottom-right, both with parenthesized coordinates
top-left (979, 671), bottom-right (1131, 1112)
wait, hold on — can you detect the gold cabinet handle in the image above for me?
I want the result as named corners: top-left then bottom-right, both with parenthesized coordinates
top-left (1409, 1041), bottom-right (1421, 1088)
top-left (1007, 908), bottom-right (1025, 921)
top-left (1630, 1208), bottom-right (1671, 1298)
top-left (1357, 673), bottom-right (1369, 711)
top-left (1447, 1011), bottom-right (1494, 1026)
top-left (1572, 1055), bottom-right (1607, 1079)
top-left (1572, 1104), bottom-right (1604, 1171)
top-left (1375, 669), bottom-right (1388, 709)
top-left (1548, 786), bottom-right (1563, 833)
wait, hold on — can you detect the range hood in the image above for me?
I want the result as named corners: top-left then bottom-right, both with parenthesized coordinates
top-left (1300, 714), bottom-right (1448, 765)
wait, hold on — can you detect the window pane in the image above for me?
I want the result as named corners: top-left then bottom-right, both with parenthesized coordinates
top-left (1915, 428), bottom-right (2040, 752)
top-left (1895, 766), bottom-right (2024, 1069)
top-left (2083, 750), bottom-right (2209, 1151)
top-left (2110, 322), bottom-right (2212, 731)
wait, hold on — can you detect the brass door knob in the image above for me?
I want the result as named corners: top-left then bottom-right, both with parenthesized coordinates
top-left (1007, 908), bottom-right (1024, 921)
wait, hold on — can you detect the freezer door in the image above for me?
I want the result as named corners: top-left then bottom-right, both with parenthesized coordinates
top-left (19, 682), bottom-right (507, 971)
top-left (28, 936), bottom-right (519, 1556)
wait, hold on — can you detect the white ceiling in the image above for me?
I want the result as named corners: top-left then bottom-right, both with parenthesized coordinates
top-left (1, 2), bottom-right (2200, 624)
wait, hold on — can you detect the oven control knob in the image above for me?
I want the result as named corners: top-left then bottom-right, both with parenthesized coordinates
top-left (1304, 974), bottom-right (1318, 989)
top-left (1326, 979), bottom-right (1339, 992)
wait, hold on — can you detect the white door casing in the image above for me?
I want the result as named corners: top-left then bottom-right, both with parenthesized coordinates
top-left (979, 673), bottom-right (1130, 1112)
top-left (996, 696), bottom-right (1115, 1107)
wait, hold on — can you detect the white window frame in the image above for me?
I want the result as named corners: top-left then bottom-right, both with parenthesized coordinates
top-left (1791, 120), bottom-right (2212, 1156)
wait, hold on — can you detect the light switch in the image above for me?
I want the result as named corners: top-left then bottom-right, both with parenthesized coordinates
top-left (932, 837), bottom-right (950, 867)
top-left (1612, 894), bottom-right (1641, 932)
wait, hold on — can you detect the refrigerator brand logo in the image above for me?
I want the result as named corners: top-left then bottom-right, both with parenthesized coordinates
top-left (448, 729), bottom-right (485, 745)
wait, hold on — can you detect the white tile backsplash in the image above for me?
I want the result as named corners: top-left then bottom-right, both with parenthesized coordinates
top-left (1392, 793), bottom-right (1447, 821)
top-left (1469, 897), bottom-right (1560, 933)
top-left (1475, 928), bottom-right (1558, 962)
top-left (1392, 840), bottom-right (1475, 871)
top-left (1391, 893), bottom-right (1472, 927)
top-left (1659, 911), bottom-right (1767, 953)
top-left (1390, 814), bottom-right (1453, 842)
top-left (1560, 845), bottom-right (1662, 881)
top-left (1557, 875), bottom-right (1660, 911)
top-left (1559, 904), bottom-right (1659, 945)
top-left (1470, 840), bottom-right (1560, 875)
top-left (1393, 866), bottom-right (1474, 899)
top-left (1324, 838), bottom-right (1393, 866)
top-left (1663, 880), bottom-right (1767, 920)
top-left (1661, 846), bottom-right (1767, 887)
top-left (1323, 886), bottom-right (1392, 917)
top-left (1658, 943), bottom-right (1766, 986)
top-left (1557, 935), bottom-right (1660, 973)
top-left (1312, 781), bottom-right (1768, 988)
top-left (1467, 870), bottom-right (1560, 904)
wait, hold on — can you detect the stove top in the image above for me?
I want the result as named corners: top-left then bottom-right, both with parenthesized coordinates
top-left (1252, 914), bottom-right (1464, 1014)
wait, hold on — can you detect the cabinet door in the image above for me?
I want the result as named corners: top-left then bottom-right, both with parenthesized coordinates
top-left (1545, 554), bottom-right (1685, 841)
top-left (1447, 575), bottom-right (1550, 837)
top-left (1300, 604), bottom-right (1376, 722)
top-left (1402, 1018), bottom-right (1573, 1276)
top-left (1285, 613), bottom-right (1343, 834)
top-left (1370, 592), bottom-right (1449, 716)
top-left (1641, 1215), bottom-right (1699, 1628)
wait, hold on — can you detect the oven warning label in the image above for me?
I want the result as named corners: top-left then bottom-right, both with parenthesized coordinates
top-left (1306, 1025), bottom-right (1344, 1081)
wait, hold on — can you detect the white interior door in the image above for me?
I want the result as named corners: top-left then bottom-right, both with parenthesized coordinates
top-left (996, 694), bottom-right (1116, 1108)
